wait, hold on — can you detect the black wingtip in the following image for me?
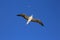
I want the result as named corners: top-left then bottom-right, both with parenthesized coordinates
top-left (41, 23), bottom-right (44, 26)
top-left (42, 24), bottom-right (44, 26)
top-left (17, 14), bottom-right (20, 16)
top-left (17, 14), bottom-right (25, 16)
top-left (17, 14), bottom-right (22, 16)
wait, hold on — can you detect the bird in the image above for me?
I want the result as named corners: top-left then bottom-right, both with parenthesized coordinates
top-left (17, 13), bottom-right (44, 26)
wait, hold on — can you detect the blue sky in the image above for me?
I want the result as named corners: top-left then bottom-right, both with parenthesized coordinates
top-left (0, 0), bottom-right (60, 40)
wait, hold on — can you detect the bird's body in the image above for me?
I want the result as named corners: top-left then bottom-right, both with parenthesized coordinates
top-left (27, 15), bottom-right (33, 24)
top-left (17, 13), bottom-right (44, 26)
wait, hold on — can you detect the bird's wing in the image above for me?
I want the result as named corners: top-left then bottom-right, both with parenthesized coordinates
top-left (17, 14), bottom-right (29, 20)
top-left (31, 18), bottom-right (44, 26)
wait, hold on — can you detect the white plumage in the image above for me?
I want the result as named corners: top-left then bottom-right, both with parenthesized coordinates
top-left (27, 15), bottom-right (33, 24)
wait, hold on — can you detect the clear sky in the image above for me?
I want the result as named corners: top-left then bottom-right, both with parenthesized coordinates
top-left (0, 0), bottom-right (60, 40)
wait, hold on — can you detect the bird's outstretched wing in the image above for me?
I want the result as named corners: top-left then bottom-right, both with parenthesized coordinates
top-left (31, 18), bottom-right (44, 26)
top-left (17, 13), bottom-right (29, 20)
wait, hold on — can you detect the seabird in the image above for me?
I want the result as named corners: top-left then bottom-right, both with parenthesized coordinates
top-left (17, 13), bottom-right (44, 26)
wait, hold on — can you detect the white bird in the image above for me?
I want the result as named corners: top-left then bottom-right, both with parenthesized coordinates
top-left (26, 15), bottom-right (33, 24)
top-left (17, 13), bottom-right (44, 26)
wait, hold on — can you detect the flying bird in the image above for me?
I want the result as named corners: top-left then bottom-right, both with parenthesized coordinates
top-left (17, 13), bottom-right (44, 26)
